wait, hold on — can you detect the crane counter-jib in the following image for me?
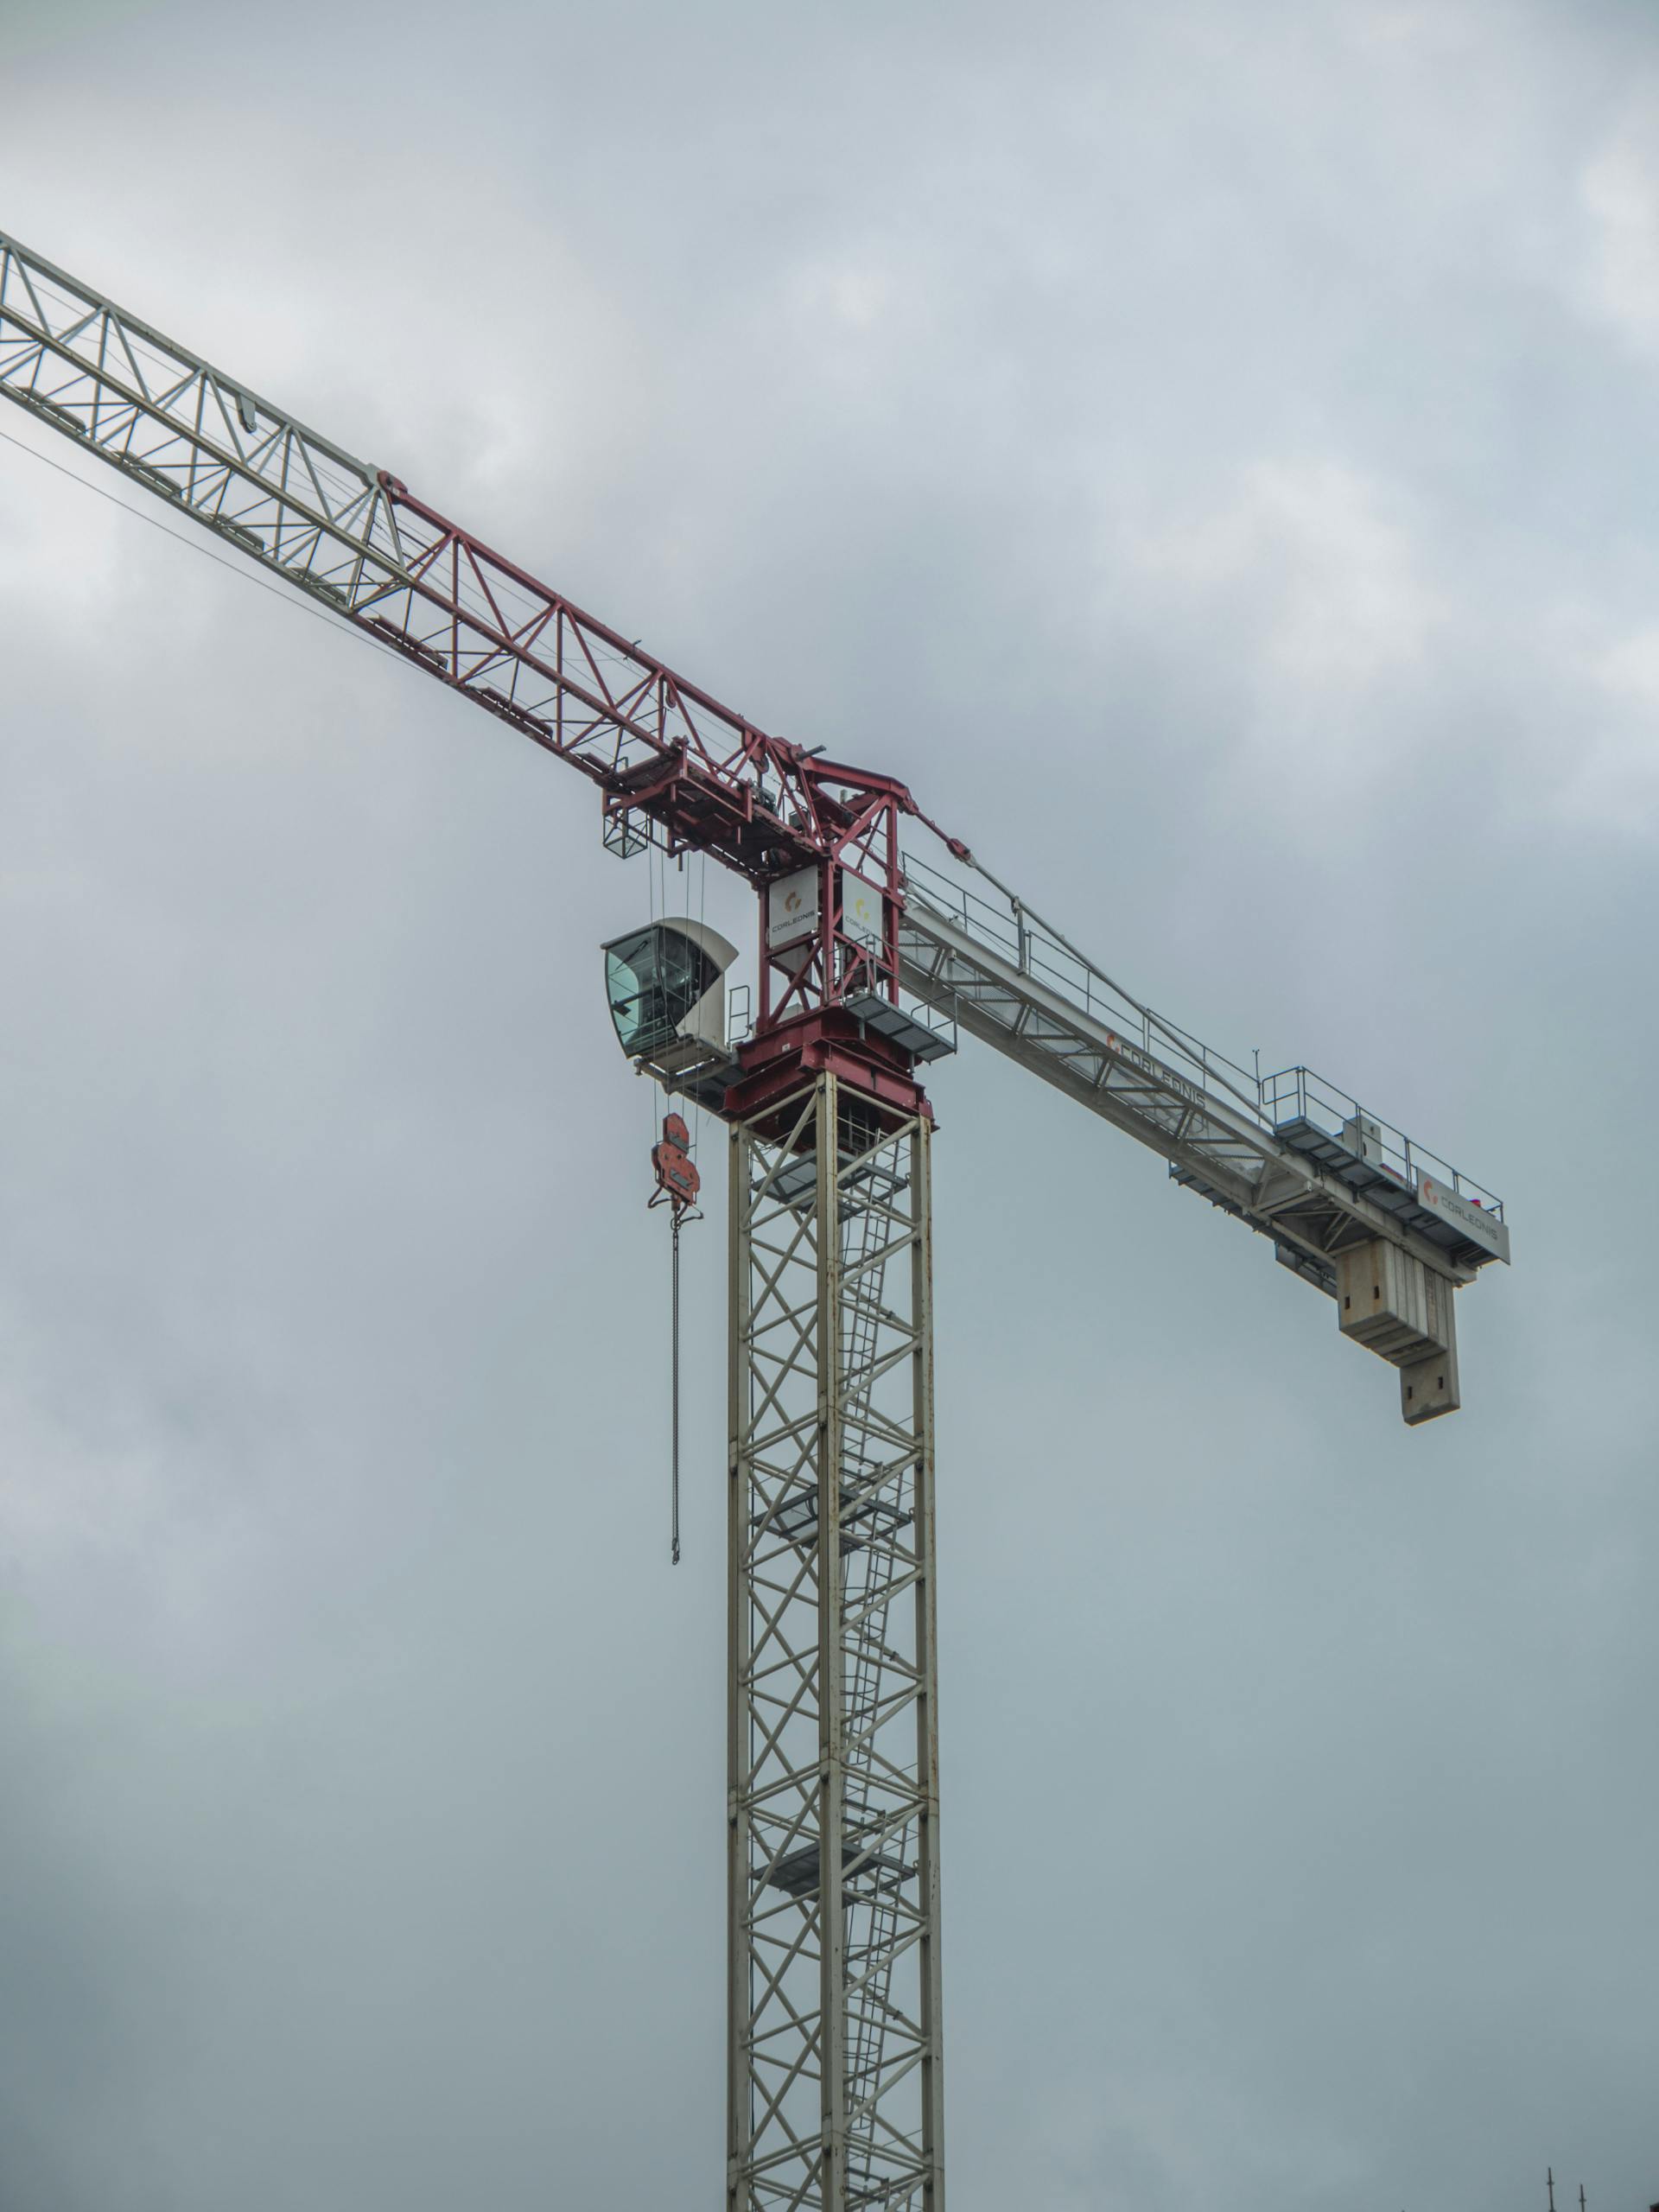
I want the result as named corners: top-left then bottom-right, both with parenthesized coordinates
top-left (899, 849), bottom-right (1503, 1211)
top-left (893, 842), bottom-right (1507, 1421)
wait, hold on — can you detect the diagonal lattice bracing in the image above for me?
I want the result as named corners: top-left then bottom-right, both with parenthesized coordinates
top-left (729, 1078), bottom-right (944, 2212)
top-left (0, 231), bottom-right (944, 890)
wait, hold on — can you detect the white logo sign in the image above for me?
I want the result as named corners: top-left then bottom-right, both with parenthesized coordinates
top-left (1416, 1174), bottom-right (1510, 1263)
top-left (767, 866), bottom-right (819, 950)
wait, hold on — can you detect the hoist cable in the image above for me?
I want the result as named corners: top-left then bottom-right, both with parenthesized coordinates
top-left (0, 423), bottom-right (411, 669)
top-left (671, 1205), bottom-right (683, 1567)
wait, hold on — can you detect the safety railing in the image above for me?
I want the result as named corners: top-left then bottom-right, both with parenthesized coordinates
top-left (725, 982), bottom-right (753, 1048)
top-left (1261, 1065), bottom-right (1503, 1220)
top-left (901, 849), bottom-right (1506, 1222)
top-left (899, 849), bottom-right (1268, 1125)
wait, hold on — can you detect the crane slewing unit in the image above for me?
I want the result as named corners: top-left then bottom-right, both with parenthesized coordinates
top-left (0, 227), bottom-right (1510, 2212)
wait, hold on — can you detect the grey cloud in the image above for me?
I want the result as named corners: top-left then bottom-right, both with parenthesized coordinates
top-left (0, 2), bottom-right (1655, 2207)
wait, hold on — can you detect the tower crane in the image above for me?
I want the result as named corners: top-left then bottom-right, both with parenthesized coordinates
top-left (0, 229), bottom-right (1510, 2212)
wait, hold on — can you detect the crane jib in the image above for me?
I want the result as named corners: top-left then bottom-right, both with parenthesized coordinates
top-left (0, 227), bottom-right (943, 889)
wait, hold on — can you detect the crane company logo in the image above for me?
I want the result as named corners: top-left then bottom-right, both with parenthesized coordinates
top-left (1416, 1174), bottom-right (1510, 1262)
top-left (767, 866), bottom-right (819, 948)
top-left (842, 874), bottom-right (883, 949)
top-left (1102, 1029), bottom-right (1205, 1109)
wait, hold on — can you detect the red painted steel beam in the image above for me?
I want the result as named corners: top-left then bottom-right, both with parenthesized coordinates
top-left (364, 475), bottom-right (953, 885)
top-left (0, 229), bottom-right (969, 893)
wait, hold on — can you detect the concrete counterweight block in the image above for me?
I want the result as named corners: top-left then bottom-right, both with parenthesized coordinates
top-left (1400, 1331), bottom-right (1460, 1425)
top-left (1335, 1237), bottom-right (1462, 1424)
top-left (1336, 1239), bottom-right (1451, 1363)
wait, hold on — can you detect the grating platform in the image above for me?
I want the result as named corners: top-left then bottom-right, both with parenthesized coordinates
top-left (1272, 1116), bottom-right (1508, 1269)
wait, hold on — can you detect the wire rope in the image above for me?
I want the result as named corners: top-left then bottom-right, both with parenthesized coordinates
top-left (670, 1205), bottom-right (683, 1567)
top-left (0, 421), bottom-right (415, 671)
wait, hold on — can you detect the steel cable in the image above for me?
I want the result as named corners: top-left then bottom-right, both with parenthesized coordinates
top-left (671, 1207), bottom-right (683, 1567)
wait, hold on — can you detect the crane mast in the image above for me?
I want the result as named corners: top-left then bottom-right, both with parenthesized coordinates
top-left (729, 1082), bottom-right (942, 2209)
top-left (1, 226), bottom-right (1511, 2212)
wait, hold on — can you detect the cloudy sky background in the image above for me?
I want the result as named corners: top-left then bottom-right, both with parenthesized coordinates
top-left (2, 1), bottom-right (1656, 2205)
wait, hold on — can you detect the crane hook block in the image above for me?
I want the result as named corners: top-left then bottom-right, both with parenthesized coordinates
top-left (651, 1113), bottom-right (700, 1214)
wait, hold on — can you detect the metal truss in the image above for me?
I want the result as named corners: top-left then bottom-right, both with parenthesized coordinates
top-left (0, 229), bottom-right (945, 887)
top-left (728, 1077), bottom-right (943, 2212)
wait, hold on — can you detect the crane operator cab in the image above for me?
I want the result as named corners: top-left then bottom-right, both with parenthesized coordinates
top-left (602, 918), bottom-right (741, 1109)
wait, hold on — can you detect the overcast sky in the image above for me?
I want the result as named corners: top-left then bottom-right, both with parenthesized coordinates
top-left (2, 2), bottom-right (1656, 2207)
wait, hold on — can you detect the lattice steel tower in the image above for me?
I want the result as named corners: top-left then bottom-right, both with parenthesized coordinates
top-left (728, 1078), bottom-right (942, 2209)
